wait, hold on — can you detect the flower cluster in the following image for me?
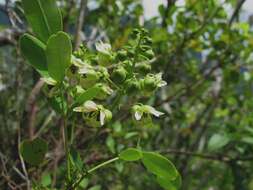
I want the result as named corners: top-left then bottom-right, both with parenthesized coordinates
top-left (68, 29), bottom-right (167, 127)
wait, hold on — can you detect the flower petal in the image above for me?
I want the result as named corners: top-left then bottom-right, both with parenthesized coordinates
top-left (157, 80), bottom-right (167, 87)
top-left (78, 63), bottom-right (93, 74)
top-left (41, 77), bottom-right (57, 86)
top-left (95, 41), bottom-right (112, 54)
top-left (83, 101), bottom-right (98, 112)
top-left (135, 111), bottom-right (143, 121)
top-left (71, 56), bottom-right (84, 67)
top-left (146, 106), bottom-right (164, 117)
top-left (100, 110), bottom-right (106, 126)
top-left (73, 106), bottom-right (85, 112)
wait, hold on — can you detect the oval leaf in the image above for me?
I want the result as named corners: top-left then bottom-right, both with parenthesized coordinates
top-left (156, 173), bottom-right (182, 190)
top-left (208, 134), bottom-right (230, 151)
top-left (142, 152), bottom-right (178, 180)
top-left (22, 0), bottom-right (62, 42)
top-left (119, 148), bottom-right (143, 161)
top-left (46, 31), bottom-right (72, 82)
top-left (75, 86), bottom-right (101, 105)
top-left (20, 138), bottom-right (48, 166)
top-left (20, 34), bottom-right (48, 77)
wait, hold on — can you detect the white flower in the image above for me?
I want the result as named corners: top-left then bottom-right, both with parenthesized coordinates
top-left (143, 105), bottom-right (164, 117)
top-left (78, 67), bottom-right (94, 75)
top-left (95, 41), bottom-right (112, 55)
top-left (132, 104), bottom-right (164, 121)
top-left (73, 101), bottom-right (112, 126)
top-left (102, 85), bottom-right (113, 95)
top-left (73, 100), bottom-right (98, 112)
top-left (100, 110), bottom-right (106, 126)
top-left (134, 109), bottom-right (143, 121)
top-left (71, 55), bottom-right (84, 67)
top-left (155, 73), bottom-right (167, 87)
top-left (77, 60), bottom-right (94, 75)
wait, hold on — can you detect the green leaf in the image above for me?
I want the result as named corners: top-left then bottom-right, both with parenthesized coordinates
top-left (79, 178), bottom-right (89, 188)
top-left (48, 96), bottom-right (67, 115)
top-left (20, 138), bottom-right (48, 166)
top-left (157, 177), bottom-right (176, 190)
top-left (75, 86), bottom-right (101, 104)
top-left (156, 173), bottom-right (182, 190)
top-left (46, 31), bottom-right (72, 82)
top-left (41, 173), bottom-right (51, 187)
top-left (21, 0), bottom-right (62, 42)
top-left (106, 135), bottom-right (115, 154)
top-left (119, 148), bottom-right (143, 161)
top-left (69, 147), bottom-right (83, 172)
top-left (142, 152), bottom-right (178, 180)
top-left (208, 134), bottom-right (230, 151)
top-left (20, 34), bottom-right (48, 77)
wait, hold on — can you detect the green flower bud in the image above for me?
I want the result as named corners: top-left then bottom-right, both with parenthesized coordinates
top-left (127, 49), bottom-right (135, 57)
top-left (133, 29), bottom-right (140, 35)
top-left (97, 53), bottom-right (113, 66)
top-left (95, 84), bottom-right (113, 100)
top-left (136, 63), bottom-right (151, 74)
top-left (140, 28), bottom-right (148, 35)
top-left (80, 70), bottom-right (100, 88)
top-left (97, 67), bottom-right (109, 79)
top-left (143, 36), bottom-right (153, 45)
top-left (143, 49), bottom-right (155, 59)
top-left (111, 67), bottom-right (127, 84)
top-left (125, 79), bottom-right (140, 94)
top-left (86, 70), bottom-right (100, 81)
top-left (122, 60), bottom-right (133, 73)
top-left (142, 76), bottom-right (157, 92)
top-left (117, 50), bottom-right (128, 61)
top-left (104, 109), bottom-right (112, 122)
top-left (140, 45), bottom-right (150, 51)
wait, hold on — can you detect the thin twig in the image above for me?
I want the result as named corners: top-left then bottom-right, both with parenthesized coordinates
top-left (74, 0), bottom-right (88, 50)
top-left (228, 0), bottom-right (246, 26)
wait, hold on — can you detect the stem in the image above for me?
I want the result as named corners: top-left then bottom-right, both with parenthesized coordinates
top-left (72, 157), bottom-right (119, 189)
top-left (61, 85), bottom-right (71, 184)
top-left (88, 157), bottom-right (119, 173)
top-left (63, 117), bottom-right (71, 182)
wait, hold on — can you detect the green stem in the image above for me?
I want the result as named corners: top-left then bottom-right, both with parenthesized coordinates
top-left (61, 85), bottom-right (71, 184)
top-left (88, 157), bottom-right (119, 173)
top-left (72, 157), bottom-right (119, 189)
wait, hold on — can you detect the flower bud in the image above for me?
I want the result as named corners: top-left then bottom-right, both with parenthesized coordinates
top-left (142, 76), bottom-right (157, 92)
top-left (133, 29), bottom-right (140, 35)
top-left (143, 36), bottom-right (153, 45)
top-left (95, 84), bottom-right (113, 100)
top-left (86, 70), bottom-right (100, 81)
top-left (122, 60), bottom-right (133, 72)
top-left (80, 70), bottom-right (100, 88)
top-left (127, 49), bottom-right (135, 57)
top-left (136, 63), bottom-right (151, 74)
top-left (97, 53), bottom-right (113, 67)
top-left (111, 67), bottom-right (127, 84)
top-left (143, 49), bottom-right (154, 59)
top-left (125, 79), bottom-right (140, 94)
top-left (104, 109), bottom-right (112, 122)
top-left (117, 50), bottom-right (128, 61)
top-left (140, 45), bottom-right (150, 51)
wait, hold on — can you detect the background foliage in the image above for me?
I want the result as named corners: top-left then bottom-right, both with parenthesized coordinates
top-left (1, 0), bottom-right (253, 189)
